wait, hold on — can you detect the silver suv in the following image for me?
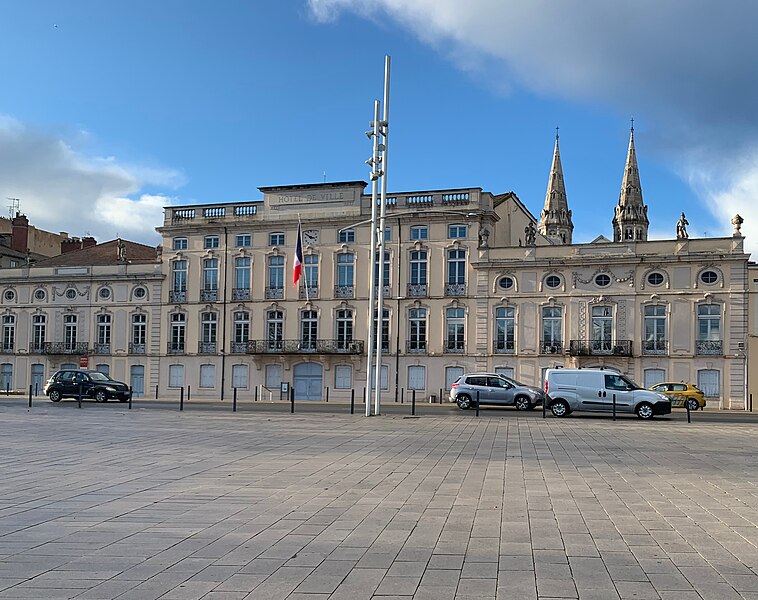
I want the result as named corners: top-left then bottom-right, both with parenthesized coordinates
top-left (449, 373), bottom-right (546, 410)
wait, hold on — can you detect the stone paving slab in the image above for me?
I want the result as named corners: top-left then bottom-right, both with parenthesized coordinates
top-left (0, 404), bottom-right (756, 599)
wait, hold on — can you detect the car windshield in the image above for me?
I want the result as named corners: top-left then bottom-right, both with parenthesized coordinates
top-left (499, 376), bottom-right (526, 387)
top-left (89, 372), bottom-right (111, 381)
top-left (620, 375), bottom-right (641, 390)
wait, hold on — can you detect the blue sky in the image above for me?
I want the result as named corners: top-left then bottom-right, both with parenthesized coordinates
top-left (1, 1), bottom-right (756, 251)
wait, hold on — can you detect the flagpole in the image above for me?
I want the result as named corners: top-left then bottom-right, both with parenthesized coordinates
top-left (365, 99), bottom-right (381, 417)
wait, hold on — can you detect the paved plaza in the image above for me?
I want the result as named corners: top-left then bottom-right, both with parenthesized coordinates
top-left (0, 401), bottom-right (757, 600)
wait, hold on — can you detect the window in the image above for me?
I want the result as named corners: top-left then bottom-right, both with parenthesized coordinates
top-left (445, 308), bottom-right (465, 352)
top-left (336, 309), bottom-right (353, 349)
top-left (232, 364), bottom-right (249, 389)
top-left (235, 257), bottom-right (251, 290)
top-left (265, 364), bottom-right (282, 388)
top-left (408, 308), bottom-right (427, 352)
top-left (448, 224), bottom-right (467, 239)
top-left (170, 313), bottom-right (185, 352)
top-left (269, 232), bottom-right (285, 246)
top-left (203, 258), bottom-right (219, 291)
top-left (204, 235), bottom-right (220, 249)
top-left (234, 311), bottom-right (250, 344)
top-left (495, 367), bottom-right (515, 380)
top-left (235, 233), bottom-right (252, 248)
top-left (32, 315), bottom-right (46, 351)
top-left (64, 315), bottom-right (77, 351)
top-left (97, 314), bottom-right (111, 348)
top-left (446, 366), bottom-right (464, 390)
top-left (172, 260), bottom-right (187, 292)
top-left (410, 226), bottom-right (428, 240)
top-left (595, 273), bottom-right (611, 287)
top-left (173, 238), bottom-right (188, 251)
top-left (697, 304), bottom-right (721, 354)
top-left (2, 315), bottom-right (15, 351)
top-left (268, 255), bottom-right (285, 290)
top-left (201, 312), bottom-right (217, 350)
top-left (495, 307), bottom-right (515, 353)
top-left (591, 305), bottom-right (613, 352)
top-left (98, 287), bottom-right (111, 300)
top-left (384, 227), bottom-right (392, 242)
top-left (369, 365), bottom-right (390, 390)
top-left (267, 310), bottom-right (283, 351)
top-left (0, 363), bottom-right (12, 392)
top-left (643, 305), bottom-right (666, 354)
top-left (34, 289), bottom-right (46, 301)
top-left (447, 249), bottom-right (466, 286)
top-left (644, 368), bottom-right (666, 388)
top-left (647, 272), bottom-right (664, 286)
top-left (337, 253), bottom-right (354, 288)
top-left (134, 287), bottom-right (147, 299)
top-left (335, 365), bottom-right (352, 389)
top-left (700, 270), bottom-right (718, 285)
top-left (545, 275), bottom-right (561, 289)
top-left (373, 308), bottom-right (390, 351)
top-left (374, 251), bottom-right (390, 288)
top-left (304, 255), bottom-right (318, 288)
top-left (409, 250), bottom-right (427, 285)
top-left (408, 365), bottom-right (426, 390)
top-left (301, 310), bottom-right (318, 350)
top-left (338, 229), bottom-right (355, 243)
top-left (697, 369), bottom-right (720, 397)
top-left (3, 290), bottom-right (15, 301)
top-left (65, 289), bottom-right (77, 299)
top-left (542, 306), bottom-right (562, 352)
top-left (132, 313), bottom-right (147, 348)
top-left (498, 276), bottom-right (514, 290)
top-left (199, 364), bottom-right (216, 388)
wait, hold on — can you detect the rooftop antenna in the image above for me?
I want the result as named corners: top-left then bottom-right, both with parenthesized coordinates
top-left (6, 197), bottom-right (20, 218)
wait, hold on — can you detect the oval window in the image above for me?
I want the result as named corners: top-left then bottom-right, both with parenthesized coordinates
top-left (545, 275), bottom-right (561, 289)
top-left (65, 289), bottom-right (77, 299)
top-left (700, 270), bottom-right (718, 284)
top-left (647, 272), bottom-right (664, 286)
top-left (595, 274), bottom-right (611, 287)
top-left (4, 290), bottom-right (15, 301)
top-left (134, 287), bottom-right (147, 299)
top-left (98, 287), bottom-right (111, 300)
top-left (34, 289), bottom-right (46, 301)
top-left (498, 276), bottom-right (514, 290)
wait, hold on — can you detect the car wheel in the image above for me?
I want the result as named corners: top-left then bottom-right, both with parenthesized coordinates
top-left (636, 402), bottom-right (654, 420)
top-left (685, 398), bottom-right (699, 411)
top-left (514, 396), bottom-right (531, 411)
top-left (94, 390), bottom-right (108, 403)
top-left (456, 395), bottom-right (471, 410)
top-left (550, 400), bottom-right (569, 417)
top-left (48, 389), bottom-right (61, 402)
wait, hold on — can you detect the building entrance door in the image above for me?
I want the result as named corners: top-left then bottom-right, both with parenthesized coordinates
top-left (293, 363), bottom-right (322, 401)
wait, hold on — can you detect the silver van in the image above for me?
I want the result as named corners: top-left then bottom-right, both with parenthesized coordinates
top-left (544, 368), bottom-right (671, 419)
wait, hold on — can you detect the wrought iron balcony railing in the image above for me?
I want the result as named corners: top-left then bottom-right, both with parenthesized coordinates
top-left (265, 286), bottom-right (283, 300)
top-left (642, 339), bottom-right (668, 355)
top-left (494, 340), bottom-right (515, 354)
top-left (200, 289), bottom-right (218, 302)
top-left (373, 285), bottom-right (391, 298)
top-left (169, 290), bottom-right (187, 303)
top-left (1, 345), bottom-right (14, 354)
top-left (540, 341), bottom-right (564, 355)
top-left (129, 343), bottom-right (146, 354)
top-left (29, 344), bottom-right (45, 354)
top-left (232, 288), bottom-right (250, 301)
top-left (235, 339), bottom-right (364, 354)
top-left (198, 341), bottom-right (217, 354)
top-left (445, 283), bottom-right (466, 296)
top-left (167, 342), bottom-right (185, 355)
top-left (334, 285), bottom-right (354, 299)
top-left (406, 340), bottom-right (427, 353)
top-left (299, 287), bottom-right (319, 300)
top-left (696, 339), bottom-right (722, 355)
top-left (408, 283), bottom-right (428, 297)
top-left (569, 340), bottom-right (633, 356)
top-left (43, 342), bottom-right (89, 355)
top-left (445, 341), bottom-right (465, 354)
top-left (92, 343), bottom-right (111, 355)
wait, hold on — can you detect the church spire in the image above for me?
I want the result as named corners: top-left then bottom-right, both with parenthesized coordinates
top-left (612, 123), bottom-right (649, 242)
top-left (538, 129), bottom-right (573, 244)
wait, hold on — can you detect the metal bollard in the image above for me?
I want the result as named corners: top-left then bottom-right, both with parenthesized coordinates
top-left (750, 393), bottom-right (753, 412)
top-left (78, 383), bottom-right (82, 409)
top-left (401, 388), bottom-right (404, 404)
top-left (325, 387), bottom-right (329, 402)
top-left (129, 387), bottom-right (132, 410)
top-left (350, 389), bottom-right (355, 414)
top-left (476, 390), bottom-right (480, 416)
top-left (439, 388), bottom-right (443, 404)
top-left (686, 400), bottom-right (691, 423)
top-left (412, 389), bottom-right (416, 416)
top-left (255, 385), bottom-right (258, 402)
top-left (180, 387), bottom-right (184, 411)
top-left (613, 393), bottom-right (616, 421)
top-left (5, 383), bottom-right (9, 396)
top-left (233, 387), bottom-right (237, 412)
top-left (187, 385), bottom-right (191, 403)
top-left (155, 384), bottom-right (158, 400)
top-left (28, 384), bottom-right (32, 408)
top-left (542, 397), bottom-right (546, 418)
top-left (363, 387), bottom-right (366, 404)
top-left (35, 383), bottom-right (39, 397)
top-left (290, 387), bottom-right (295, 413)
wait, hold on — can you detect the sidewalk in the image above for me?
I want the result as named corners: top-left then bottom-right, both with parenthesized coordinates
top-left (0, 405), bottom-right (756, 599)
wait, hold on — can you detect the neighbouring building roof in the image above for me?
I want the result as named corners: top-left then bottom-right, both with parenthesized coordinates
top-left (32, 239), bottom-right (160, 267)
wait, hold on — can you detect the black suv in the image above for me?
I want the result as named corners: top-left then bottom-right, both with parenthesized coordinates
top-left (44, 370), bottom-right (131, 403)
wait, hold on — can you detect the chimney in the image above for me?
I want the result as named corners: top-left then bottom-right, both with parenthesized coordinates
top-left (11, 212), bottom-right (29, 253)
top-left (81, 236), bottom-right (97, 248)
top-left (61, 238), bottom-right (81, 254)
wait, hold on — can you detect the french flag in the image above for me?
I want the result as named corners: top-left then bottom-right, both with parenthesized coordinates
top-left (293, 223), bottom-right (303, 287)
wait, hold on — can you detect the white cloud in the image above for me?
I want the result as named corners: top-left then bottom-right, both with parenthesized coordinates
top-left (0, 116), bottom-right (183, 245)
top-left (308, 0), bottom-right (758, 252)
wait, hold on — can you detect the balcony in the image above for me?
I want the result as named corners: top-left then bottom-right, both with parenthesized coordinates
top-left (494, 340), bottom-right (515, 354)
top-left (167, 342), bottom-right (185, 355)
top-left (1, 345), bottom-right (14, 354)
top-left (299, 287), bottom-right (319, 300)
top-left (373, 285), bottom-right (391, 298)
top-left (43, 342), bottom-right (89, 355)
top-left (445, 283), bottom-right (466, 297)
top-left (334, 285), bottom-right (354, 299)
top-left (569, 340), bottom-right (633, 357)
top-left (408, 284), bottom-right (428, 297)
top-left (236, 339), bottom-right (364, 354)
top-left (169, 290), bottom-right (187, 303)
top-left (265, 286), bottom-right (283, 300)
top-left (200, 289), bottom-right (218, 302)
top-left (696, 339), bottom-right (722, 355)
top-left (129, 343), bottom-right (146, 354)
top-left (540, 341), bottom-right (564, 355)
top-left (198, 341), bottom-right (217, 354)
top-left (92, 343), bottom-right (111, 355)
top-left (406, 340), bottom-right (427, 354)
top-left (444, 341), bottom-right (465, 354)
top-left (642, 339), bottom-right (668, 355)
top-left (232, 288), bottom-right (250, 301)
top-left (29, 344), bottom-right (45, 354)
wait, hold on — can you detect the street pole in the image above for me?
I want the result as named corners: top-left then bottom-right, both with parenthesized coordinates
top-left (365, 99), bottom-right (382, 417)
top-left (374, 55), bottom-right (390, 417)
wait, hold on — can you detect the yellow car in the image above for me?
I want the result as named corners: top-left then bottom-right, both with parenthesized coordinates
top-left (648, 382), bottom-right (705, 410)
